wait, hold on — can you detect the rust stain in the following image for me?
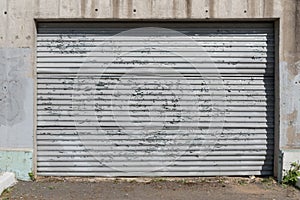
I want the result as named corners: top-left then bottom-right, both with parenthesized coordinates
top-left (209, 0), bottom-right (215, 18)
top-left (81, 0), bottom-right (86, 17)
top-left (112, 0), bottom-right (119, 18)
top-left (263, 0), bottom-right (274, 17)
top-left (247, 0), bottom-right (256, 17)
top-left (90, 0), bottom-right (96, 18)
top-left (281, 1), bottom-right (297, 62)
top-left (287, 127), bottom-right (300, 147)
top-left (58, 0), bottom-right (61, 16)
top-left (150, 0), bottom-right (153, 17)
top-left (186, 0), bottom-right (192, 18)
top-left (172, 0), bottom-right (177, 18)
top-left (287, 61), bottom-right (300, 79)
top-left (286, 110), bottom-right (300, 147)
top-left (36, 0), bottom-right (40, 14)
top-left (127, 0), bottom-right (133, 17)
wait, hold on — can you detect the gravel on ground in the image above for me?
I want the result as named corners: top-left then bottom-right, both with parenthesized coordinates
top-left (1, 177), bottom-right (299, 200)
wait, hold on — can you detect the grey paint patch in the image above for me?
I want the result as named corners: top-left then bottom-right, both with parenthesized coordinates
top-left (0, 51), bottom-right (27, 125)
top-left (0, 48), bottom-right (33, 148)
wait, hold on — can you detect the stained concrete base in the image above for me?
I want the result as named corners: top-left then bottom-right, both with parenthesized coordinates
top-left (296, 177), bottom-right (300, 189)
top-left (281, 150), bottom-right (300, 181)
top-left (0, 150), bottom-right (33, 180)
top-left (0, 172), bottom-right (17, 195)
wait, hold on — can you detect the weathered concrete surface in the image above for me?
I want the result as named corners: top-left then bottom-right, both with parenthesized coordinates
top-left (0, 47), bottom-right (33, 180)
top-left (280, 0), bottom-right (300, 149)
top-left (0, 0), bottom-right (299, 178)
top-left (0, 150), bottom-right (33, 181)
top-left (279, 0), bottom-right (300, 174)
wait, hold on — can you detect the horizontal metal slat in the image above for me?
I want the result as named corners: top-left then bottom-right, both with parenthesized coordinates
top-left (36, 56), bottom-right (273, 63)
top-left (37, 46), bottom-right (273, 53)
top-left (36, 171), bottom-right (272, 176)
top-left (37, 114), bottom-right (272, 120)
top-left (38, 110), bottom-right (272, 121)
top-left (37, 149), bottom-right (274, 156)
top-left (36, 126), bottom-right (275, 131)
top-left (37, 68), bottom-right (274, 75)
top-left (37, 51), bottom-right (271, 58)
top-left (36, 128), bottom-right (273, 135)
top-left (37, 148), bottom-right (273, 156)
top-left (37, 106), bottom-right (273, 112)
top-left (37, 39), bottom-right (273, 44)
top-left (36, 165), bottom-right (272, 172)
top-left (37, 121), bottom-right (274, 128)
top-left (37, 95), bottom-right (272, 101)
top-left (37, 134), bottom-right (273, 140)
top-left (37, 30), bottom-right (274, 36)
top-left (37, 35), bottom-right (274, 40)
top-left (36, 89), bottom-right (273, 95)
top-left (37, 98), bottom-right (274, 105)
top-left (37, 160), bottom-right (273, 167)
top-left (37, 83), bottom-right (272, 90)
top-left (37, 74), bottom-right (274, 78)
top-left (37, 106), bottom-right (274, 113)
top-left (37, 77), bottom-right (273, 84)
top-left (37, 25), bottom-right (273, 31)
top-left (37, 99), bottom-right (272, 106)
top-left (37, 140), bottom-right (273, 147)
top-left (37, 155), bottom-right (273, 162)
top-left (37, 117), bottom-right (273, 124)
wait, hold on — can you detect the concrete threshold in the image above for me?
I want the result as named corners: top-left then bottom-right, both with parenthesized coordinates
top-left (0, 172), bottom-right (17, 195)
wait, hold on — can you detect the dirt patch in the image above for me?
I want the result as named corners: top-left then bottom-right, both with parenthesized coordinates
top-left (1, 177), bottom-right (299, 200)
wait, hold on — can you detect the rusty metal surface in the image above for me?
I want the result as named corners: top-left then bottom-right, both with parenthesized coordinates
top-left (36, 22), bottom-right (274, 176)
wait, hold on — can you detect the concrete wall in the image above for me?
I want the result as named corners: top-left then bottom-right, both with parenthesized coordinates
top-left (0, 0), bottom-right (299, 180)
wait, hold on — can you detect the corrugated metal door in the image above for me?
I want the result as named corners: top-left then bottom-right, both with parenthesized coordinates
top-left (36, 22), bottom-right (274, 176)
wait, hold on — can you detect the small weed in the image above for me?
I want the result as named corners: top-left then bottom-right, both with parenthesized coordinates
top-left (2, 188), bottom-right (10, 194)
top-left (113, 179), bottom-right (119, 184)
top-left (48, 186), bottom-right (55, 190)
top-left (282, 161), bottom-right (300, 186)
top-left (151, 178), bottom-right (166, 183)
top-left (237, 179), bottom-right (248, 185)
top-left (1, 188), bottom-right (10, 196)
top-left (28, 172), bottom-right (35, 181)
top-left (199, 179), bottom-right (208, 183)
top-left (1, 187), bottom-right (12, 200)
top-left (217, 177), bottom-right (225, 184)
top-left (128, 179), bottom-right (137, 183)
top-left (261, 177), bottom-right (274, 185)
top-left (176, 179), bottom-right (190, 184)
top-left (261, 177), bottom-right (276, 189)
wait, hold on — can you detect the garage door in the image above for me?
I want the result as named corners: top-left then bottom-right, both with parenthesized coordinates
top-left (36, 22), bottom-right (274, 176)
